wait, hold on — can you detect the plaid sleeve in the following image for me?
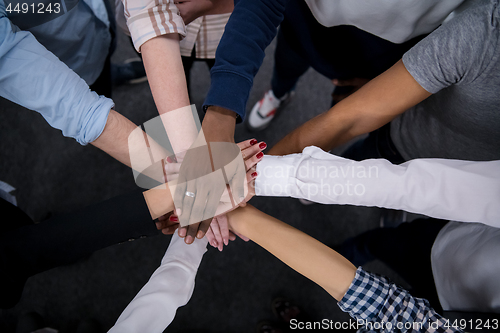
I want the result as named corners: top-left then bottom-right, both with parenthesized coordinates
top-left (122, 0), bottom-right (186, 52)
top-left (338, 267), bottom-right (462, 332)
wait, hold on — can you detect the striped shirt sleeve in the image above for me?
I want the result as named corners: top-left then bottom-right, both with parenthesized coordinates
top-left (180, 14), bottom-right (231, 59)
top-left (122, 0), bottom-right (186, 52)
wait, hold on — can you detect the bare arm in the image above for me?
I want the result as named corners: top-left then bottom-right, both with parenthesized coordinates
top-left (141, 35), bottom-right (190, 115)
top-left (91, 110), bottom-right (138, 167)
top-left (268, 60), bottom-right (432, 156)
top-left (90, 27), bottom-right (190, 166)
top-left (227, 205), bottom-right (356, 301)
top-left (91, 109), bottom-right (172, 186)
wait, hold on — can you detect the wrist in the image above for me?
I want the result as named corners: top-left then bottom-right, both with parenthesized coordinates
top-left (226, 206), bottom-right (253, 236)
top-left (202, 106), bottom-right (237, 142)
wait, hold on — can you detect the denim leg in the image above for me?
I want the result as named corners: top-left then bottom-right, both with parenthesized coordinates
top-left (341, 131), bottom-right (382, 161)
top-left (342, 123), bottom-right (405, 164)
top-left (270, 27), bottom-right (310, 99)
top-left (338, 219), bottom-right (448, 313)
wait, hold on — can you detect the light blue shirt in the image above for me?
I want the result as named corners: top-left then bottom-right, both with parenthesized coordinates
top-left (0, 0), bottom-right (113, 145)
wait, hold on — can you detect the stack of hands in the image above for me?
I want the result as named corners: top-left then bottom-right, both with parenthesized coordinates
top-left (155, 138), bottom-right (267, 250)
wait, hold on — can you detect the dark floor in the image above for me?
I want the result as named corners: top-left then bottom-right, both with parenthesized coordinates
top-left (0, 30), bottom-right (407, 332)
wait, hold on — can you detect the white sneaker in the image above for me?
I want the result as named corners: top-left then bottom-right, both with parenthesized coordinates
top-left (246, 90), bottom-right (293, 131)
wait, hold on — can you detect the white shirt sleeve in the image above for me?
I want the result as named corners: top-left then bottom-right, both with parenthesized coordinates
top-left (108, 235), bottom-right (208, 333)
top-left (255, 146), bottom-right (500, 227)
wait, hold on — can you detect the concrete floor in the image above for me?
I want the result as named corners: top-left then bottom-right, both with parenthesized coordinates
top-left (0, 29), bottom-right (406, 332)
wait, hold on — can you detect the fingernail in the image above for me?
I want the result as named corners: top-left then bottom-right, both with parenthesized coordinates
top-left (169, 216), bottom-right (178, 222)
top-left (251, 172), bottom-right (258, 178)
top-left (186, 235), bottom-right (193, 244)
top-left (256, 152), bottom-right (264, 159)
top-left (179, 228), bottom-right (186, 237)
top-left (176, 208), bottom-right (182, 216)
top-left (250, 139), bottom-right (258, 145)
top-left (259, 142), bottom-right (267, 149)
top-left (224, 239), bottom-right (228, 246)
top-left (211, 240), bottom-right (218, 247)
top-left (197, 230), bottom-right (204, 239)
top-left (166, 156), bottom-right (173, 163)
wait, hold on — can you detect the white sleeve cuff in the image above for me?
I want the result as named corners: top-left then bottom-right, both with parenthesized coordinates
top-left (255, 154), bottom-right (300, 197)
top-left (162, 233), bottom-right (208, 269)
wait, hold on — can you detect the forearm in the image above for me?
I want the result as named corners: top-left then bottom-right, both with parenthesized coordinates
top-left (0, 18), bottom-right (113, 145)
top-left (268, 60), bottom-right (431, 156)
top-left (90, 110), bottom-right (136, 166)
top-left (227, 205), bottom-right (356, 301)
top-left (92, 110), bottom-right (170, 173)
top-left (141, 34), bottom-right (190, 114)
top-left (203, 0), bottom-right (287, 118)
top-left (202, 106), bottom-right (237, 143)
top-left (267, 110), bottom-right (353, 155)
top-left (91, 110), bottom-right (177, 219)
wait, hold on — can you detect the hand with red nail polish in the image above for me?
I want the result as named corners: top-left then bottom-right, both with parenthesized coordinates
top-left (157, 138), bottom-right (262, 243)
top-left (202, 138), bottom-right (262, 249)
top-left (163, 150), bottom-right (185, 183)
top-left (155, 212), bottom-right (180, 235)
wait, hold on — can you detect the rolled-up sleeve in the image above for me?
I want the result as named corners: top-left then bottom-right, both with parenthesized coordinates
top-left (0, 8), bottom-right (113, 145)
top-left (122, 0), bottom-right (186, 52)
top-left (338, 267), bottom-right (461, 332)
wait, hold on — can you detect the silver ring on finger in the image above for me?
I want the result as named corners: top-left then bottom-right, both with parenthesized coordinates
top-left (185, 191), bottom-right (195, 198)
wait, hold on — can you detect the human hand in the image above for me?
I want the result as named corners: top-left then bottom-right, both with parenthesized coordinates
top-left (206, 214), bottom-right (250, 251)
top-left (174, 0), bottom-right (234, 25)
top-left (204, 138), bottom-right (264, 250)
top-left (162, 151), bottom-right (186, 183)
top-left (155, 211), bottom-right (179, 234)
top-left (158, 138), bottom-right (265, 243)
top-left (169, 106), bottom-right (238, 244)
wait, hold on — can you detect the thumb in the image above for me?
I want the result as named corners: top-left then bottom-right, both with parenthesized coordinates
top-left (230, 161), bottom-right (246, 206)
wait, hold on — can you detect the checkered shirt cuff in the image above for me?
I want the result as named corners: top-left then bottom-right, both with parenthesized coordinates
top-left (338, 267), bottom-right (461, 332)
top-left (338, 267), bottom-right (390, 321)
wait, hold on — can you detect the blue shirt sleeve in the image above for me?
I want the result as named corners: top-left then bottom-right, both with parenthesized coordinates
top-left (0, 3), bottom-right (113, 145)
top-left (202, 0), bottom-right (287, 120)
